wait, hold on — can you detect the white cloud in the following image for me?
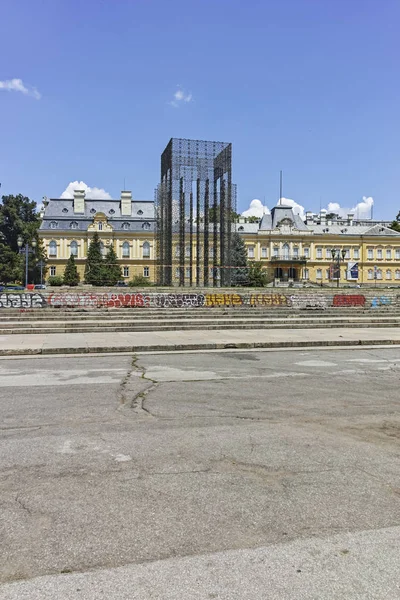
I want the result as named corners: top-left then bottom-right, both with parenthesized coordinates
top-left (0, 78), bottom-right (41, 99)
top-left (327, 196), bottom-right (374, 219)
top-left (279, 197), bottom-right (306, 219)
top-left (169, 86), bottom-right (193, 107)
top-left (60, 181), bottom-right (112, 200)
top-left (241, 199), bottom-right (270, 218)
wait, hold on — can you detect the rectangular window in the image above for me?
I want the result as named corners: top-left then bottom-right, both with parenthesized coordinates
top-left (377, 249), bottom-right (383, 259)
top-left (326, 269), bottom-right (330, 279)
top-left (50, 266), bottom-right (56, 276)
top-left (273, 247), bottom-right (279, 257)
top-left (209, 247), bottom-right (214, 258)
top-left (316, 247), bottom-right (322, 259)
top-left (325, 248), bottom-right (331, 259)
top-left (396, 248), bottom-right (400, 260)
top-left (261, 247), bottom-right (267, 258)
top-left (304, 247), bottom-right (310, 258)
top-left (293, 247), bottom-right (299, 257)
top-left (368, 248), bottom-right (373, 260)
top-left (316, 269), bottom-right (322, 279)
top-left (185, 246), bottom-right (191, 258)
top-left (368, 270), bottom-right (373, 280)
top-left (248, 245), bottom-right (255, 258)
top-left (175, 246), bottom-right (180, 258)
top-left (345, 248), bottom-right (350, 259)
top-left (396, 270), bottom-right (400, 280)
top-left (185, 267), bottom-right (190, 279)
top-left (353, 248), bottom-right (360, 260)
top-left (303, 268), bottom-right (309, 280)
top-left (175, 268), bottom-right (180, 278)
top-left (143, 266), bottom-right (149, 278)
top-left (386, 249), bottom-right (392, 259)
top-left (386, 270), bottom-right (392, 280)
top-left (98, 222), bottom-right (103, 231)
top-left (123, 266), bottom-right (129, 278)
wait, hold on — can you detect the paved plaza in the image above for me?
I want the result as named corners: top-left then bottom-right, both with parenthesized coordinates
top-left (1, 348), bottom-right (400, 598)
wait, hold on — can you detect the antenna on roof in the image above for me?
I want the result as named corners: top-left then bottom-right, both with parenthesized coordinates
top-left (279, 170), bottom-right (282, 206)
top-left (371, 202), bottom-right (373, 220)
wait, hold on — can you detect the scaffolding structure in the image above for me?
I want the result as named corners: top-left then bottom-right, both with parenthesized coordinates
top-left (156, 138), bottom-right (236, 287)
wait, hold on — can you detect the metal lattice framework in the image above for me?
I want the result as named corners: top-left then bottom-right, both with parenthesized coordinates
top-left (156, 138), bottom-right (236, 287)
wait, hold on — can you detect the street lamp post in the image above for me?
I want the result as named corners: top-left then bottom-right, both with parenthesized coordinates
top-left (17, 236), bottom-right (37, 288)
top-left (331, 248), bottom-right (347, 288)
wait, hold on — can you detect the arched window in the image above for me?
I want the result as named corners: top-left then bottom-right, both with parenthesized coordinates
top-left (376, 269), bottom-right (382, 280)
top-left (386, 269), bottom-right (392, 280)
top-left (282, 243), bottom-right (289, 259)
top-left (122, 222), bottom-right (130, 230)
top-left (368, 269), bottom-right (374, 280)
top-left (70, 241), bottom-right (78, 256)
top-left (70, 221), bottom-right (78, 230)
top-left (395, 270), bottom-right (400, 280)
top-left (143, 241), bottom-right (150, 258)
top-left (122, 242), bottom-right (130, 258)
top-left (49, 241), bottom-right (57, 257)
top-left (98, 222), bottom-right (103, 231)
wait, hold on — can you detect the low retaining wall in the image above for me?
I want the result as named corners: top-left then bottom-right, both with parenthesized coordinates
top-left (1, 290), bottom-right (399, 310)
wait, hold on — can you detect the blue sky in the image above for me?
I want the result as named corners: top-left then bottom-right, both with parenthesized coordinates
top-left (0, 0), bottom-right (399, 218)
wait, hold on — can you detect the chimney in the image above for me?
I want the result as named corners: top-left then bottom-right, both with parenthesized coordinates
top-left (305, 211), bottom-right (313, 224)
top-left (348, 213), bottom-right (354, 226)
top-left (121, 190), bottom-right (132, 216)
top-left (320, 209), bottom-right (327, 225)
top-left (73, 189), bottom-right (85, 213)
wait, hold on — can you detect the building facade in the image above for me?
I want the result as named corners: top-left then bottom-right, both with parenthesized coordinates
top-left (39, 190), bottom-right (156, 282)
top-left (39, 192), bottom-right (400, 287)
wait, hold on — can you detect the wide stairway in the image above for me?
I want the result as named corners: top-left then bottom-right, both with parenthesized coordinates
top-left (1, 305), bottom-right (400, 334)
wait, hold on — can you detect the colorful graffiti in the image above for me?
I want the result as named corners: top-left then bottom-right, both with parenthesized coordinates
top-left (0, 293), bottom-right (46, 309)
top-left (47, 292), bottom-right (151, 308)
top-left (154, 293), bottom-right (205, 308)
top-left (371, 295), bottom-right (391, 308)
top-left (249, 294), bottom-right (290, 307)
top-left (333, 295), bottom-right (366, 307)
top-left (204, 293), bottom-right (244, 307)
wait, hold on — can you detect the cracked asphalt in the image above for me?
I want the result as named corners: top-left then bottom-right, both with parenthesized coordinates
top-left (1, 348), bottom-right (400, 599)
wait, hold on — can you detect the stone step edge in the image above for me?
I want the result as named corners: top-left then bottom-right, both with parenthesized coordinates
top-left (2, 338), bottom-right (400, 356)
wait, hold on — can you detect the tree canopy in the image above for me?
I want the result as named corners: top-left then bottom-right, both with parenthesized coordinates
top-left (0, 194), bottom-right (46, 284)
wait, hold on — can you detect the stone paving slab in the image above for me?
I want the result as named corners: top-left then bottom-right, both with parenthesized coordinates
top-left (1, 327), bottom-right (400, 355)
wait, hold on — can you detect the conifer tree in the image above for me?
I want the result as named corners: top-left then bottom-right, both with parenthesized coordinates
top-left (84, 232), bottom-right (104, 285)
top-left (103, 245), bottom-right (122, 286)
top-left (230, 233), bottom-right (249, 286)
top-left (63, 253), bottom-right (80, 286)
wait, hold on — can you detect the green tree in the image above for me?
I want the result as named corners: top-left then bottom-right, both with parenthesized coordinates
top-left (103, 245), bottom-right (122, 285)
top-left (247, 216), bottom-right (260, 223)
top-left (248, 261), bottom-right (269, 287)
top-left (63, 254), bottom-right (80, 286)
top-left (390, 211), bottom-right (400, 232)
top-left (229, 233), bottom-right (249, 286)
top-left (84, 232), bottom-right (104, 285)
top-left (0, 194), bottom-right (46, 283)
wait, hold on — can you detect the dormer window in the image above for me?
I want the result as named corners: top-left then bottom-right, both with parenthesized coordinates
top-left (138, 209), bottom-right (143, 215)
top-left (109, 209), bottom-right (115, 215)
top-left (62, 208), bottom-right (68, 214)
top-left (70, 221), bottom-right (78, 230)
top-left (90, 208), bottom-right (96, 214)
top-left (238, 226), bottom-right (244, 231)
top-left (142, 222), bottom-right (151, 230)
top-left (121, 222), bottom-right (130, 230)
top-left (50, 221), bottom-right (58, 229)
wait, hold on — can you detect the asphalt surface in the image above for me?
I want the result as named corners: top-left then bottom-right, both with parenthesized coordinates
top-left (1, 348), bottom-right (400, 599)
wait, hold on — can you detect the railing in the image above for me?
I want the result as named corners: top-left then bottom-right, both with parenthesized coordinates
top-left (271, 255), bottom-right (308, 262)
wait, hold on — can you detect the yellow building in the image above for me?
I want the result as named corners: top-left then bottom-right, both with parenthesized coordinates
top-left (39, 192), bottom-right (400, 287)
top-left (39, 190), bottom-right (156, 282)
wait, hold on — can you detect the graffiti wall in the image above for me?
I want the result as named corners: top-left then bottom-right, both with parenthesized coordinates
top-left (0, 293), bottom-right (46, 309)
top-left (2, 290), bottom-right (398, 310)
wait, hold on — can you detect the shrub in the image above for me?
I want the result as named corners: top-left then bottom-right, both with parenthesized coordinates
top-left (47, 275), bottom-right (64, 286)
top-left (128, 275), bottom-right (152, 287)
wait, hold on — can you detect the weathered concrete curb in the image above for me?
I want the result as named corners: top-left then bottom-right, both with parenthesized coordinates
top-left (2, 338), bottom-right (400, 356)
